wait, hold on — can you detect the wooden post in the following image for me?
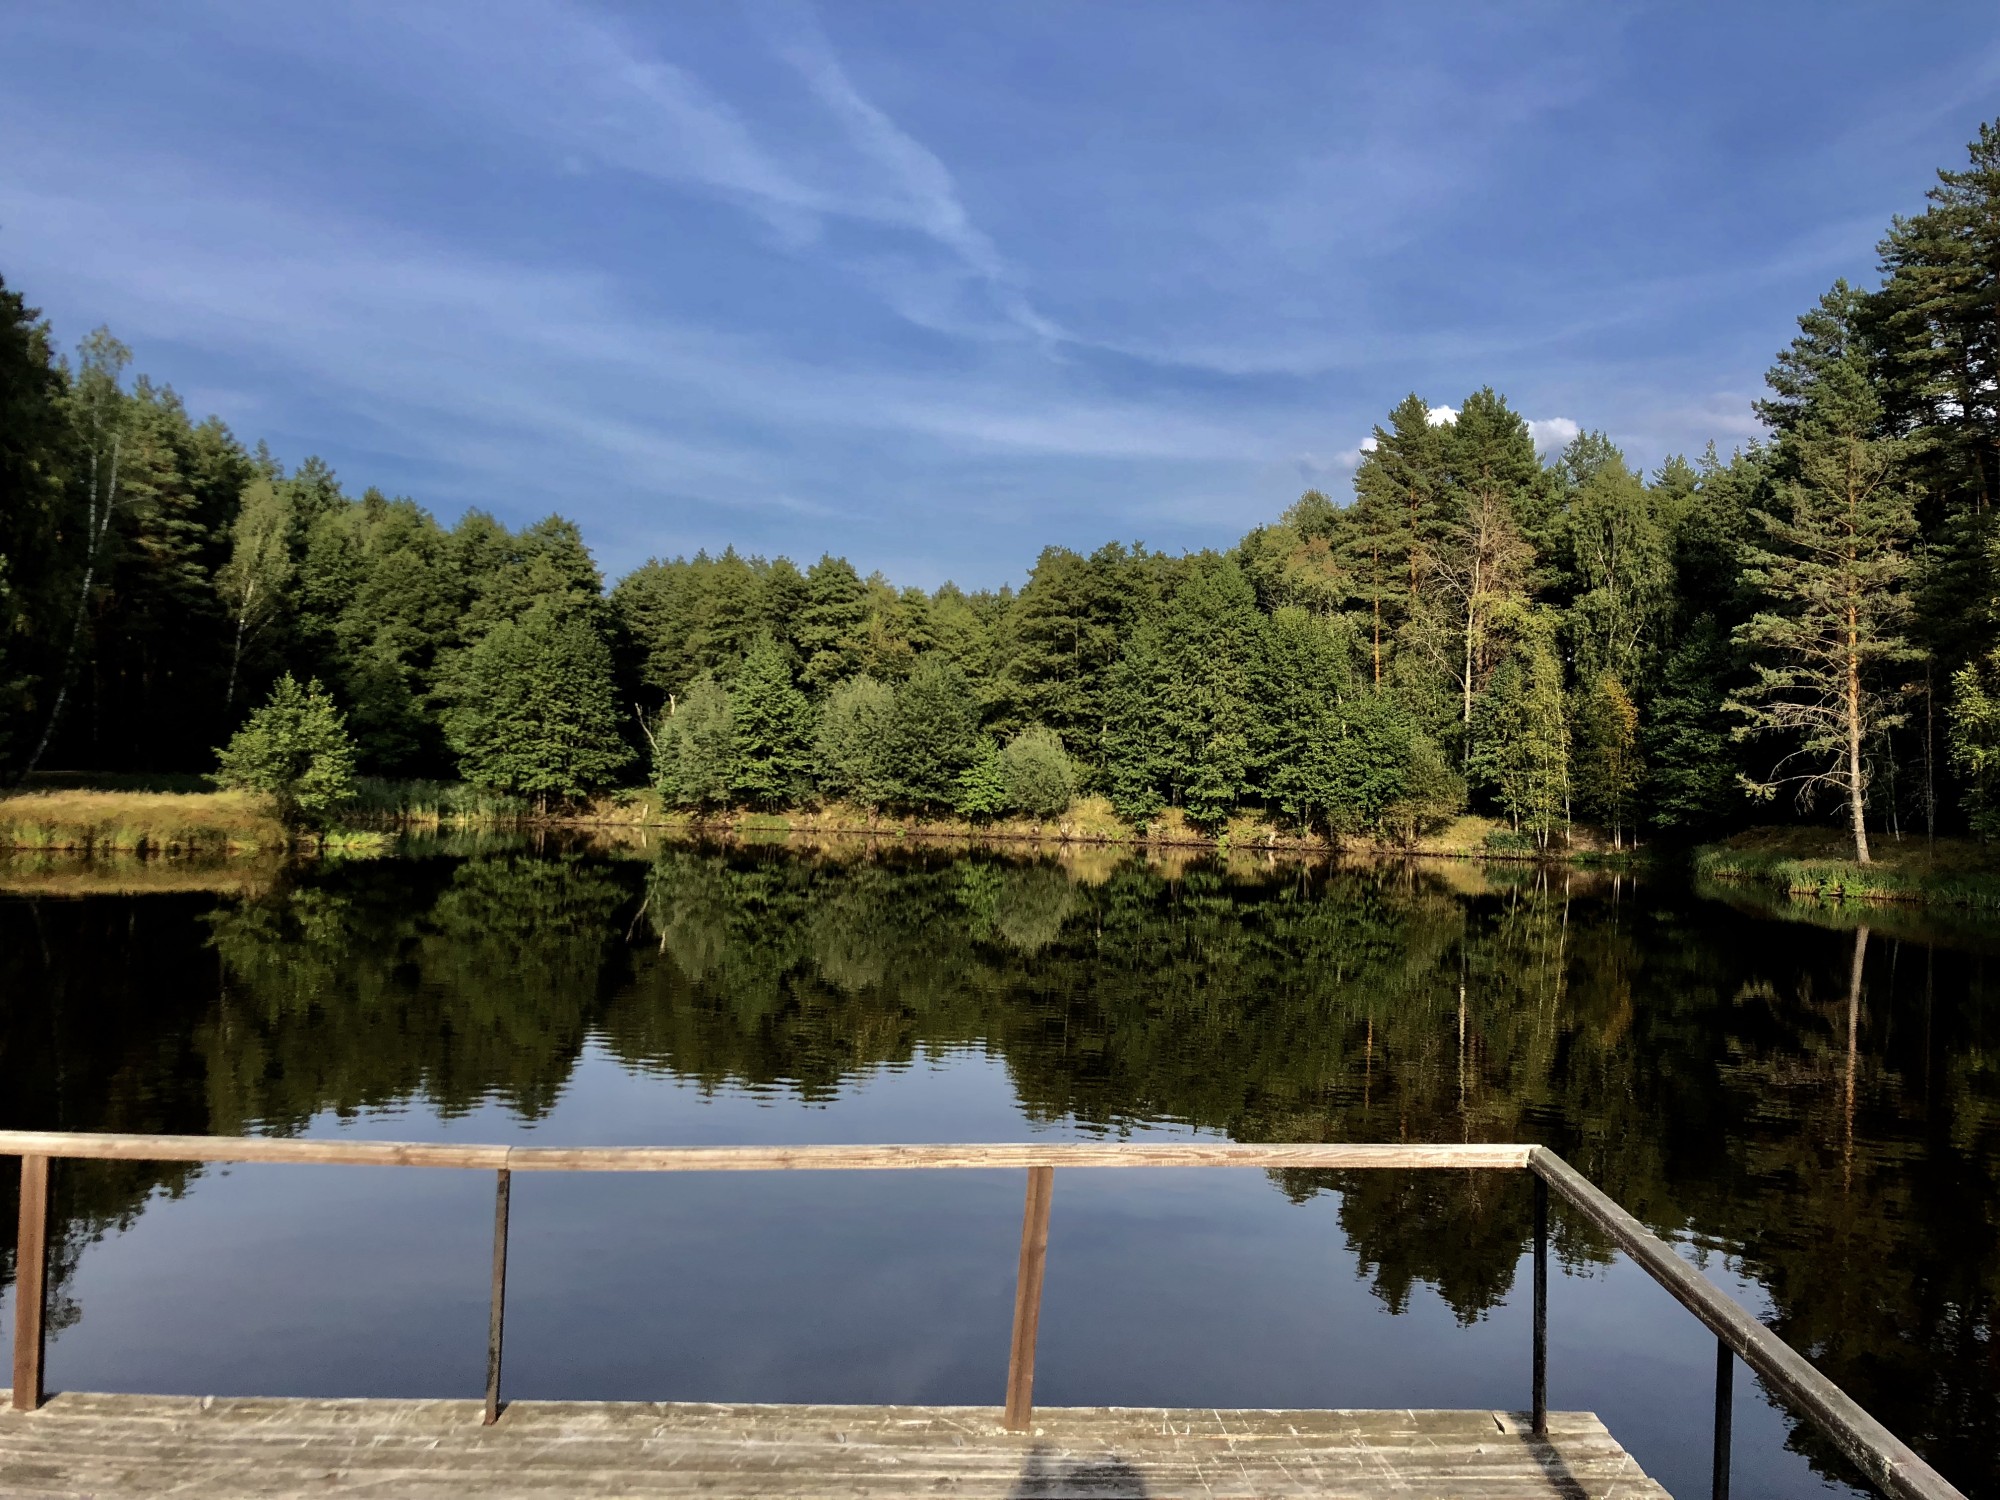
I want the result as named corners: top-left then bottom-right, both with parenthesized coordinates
top-left (1003, 1165), bottom-right (1053, 1432)
top-left (12, 1154), bottom-right (49, 1411)
top-left (1712, 1337), bottom-right (1733, 1500)
top-left (484, 1168), bottom-right (510, 1425)
top-left (1532, 1174), bottom-right (1547, 1436)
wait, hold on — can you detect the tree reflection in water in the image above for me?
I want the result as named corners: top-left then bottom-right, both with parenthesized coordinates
top-left (0, 842), bottom-right (1995, 1492)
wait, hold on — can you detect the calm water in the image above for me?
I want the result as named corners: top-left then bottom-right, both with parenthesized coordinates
top-left (1, 841), bottom-right (1996, 1498)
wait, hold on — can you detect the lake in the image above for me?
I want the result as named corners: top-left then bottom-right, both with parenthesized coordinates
top-left (1, 839), bottom-right (1995, 1498)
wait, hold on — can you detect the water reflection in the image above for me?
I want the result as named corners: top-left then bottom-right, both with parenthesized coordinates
top-left (0, 842), bottom-right (1996, 1495)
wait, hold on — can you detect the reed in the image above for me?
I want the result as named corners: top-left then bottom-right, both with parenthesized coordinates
top-left (343, 777), bottom-right (529, 827)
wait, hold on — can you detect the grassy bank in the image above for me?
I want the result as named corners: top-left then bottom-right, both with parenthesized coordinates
top-left (1692, 827), bottom-right (2000, 909)
top-left (1, 779), bottom-right (1635, 864)
top-left (0, 788), bottom-right (390, 856)
top-left (565, 793), bottom-right (1630, 861)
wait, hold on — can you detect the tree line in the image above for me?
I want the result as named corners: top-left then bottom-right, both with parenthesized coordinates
top-left (7, 123), bottom-right (2000, 856)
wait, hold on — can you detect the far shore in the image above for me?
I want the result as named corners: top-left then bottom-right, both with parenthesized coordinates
top-left (8, 783), bottom-right (2000, 912)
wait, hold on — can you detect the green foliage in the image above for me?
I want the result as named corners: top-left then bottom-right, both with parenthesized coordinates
top-left (211, 673), bottom-right (357, 831)
top-left (814, 674), bottom-right (896, 808)
top-left (1103, 556), bottom-right (1261, 829)
top-left (653, 673), bottom-right (736, 811)
top-left (443, 602), bottom-right (631, 805)
top-left (885, 654), bottom-right (981, 812)
top-left (1468, 619), bottom-right (1570, 848)
top-left (1572, 671), bottom-right (1641, 843)
top-left (726, 634), bottom-right (813, 809)
top-left (998, 726), bottom-right (1076, 818)
top-left (954, 737), bottom-right (1009, 820)
top-left (1949, 648), bottom-right (2000, 839)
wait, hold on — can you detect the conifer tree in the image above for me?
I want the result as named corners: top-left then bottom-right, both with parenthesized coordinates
top-left (727, 632), bottom-right (813, 808)
top-left (444, 600), bottom-right (631, 808)
top-left (1730, 287), bottom-right (1919, 862)
top-left (1103, 556), bottom-right (1261, 828)
top-left (885, 654), bottom-right (981, 812)
top-left (0, 272), bottom-right (66, 772)
top-left (1429, 390), bottom-right (1541, 746)
top-left (1347, 394), bottom-right (1449, 687)
top-left (798, 555), bottom-right (868, 691)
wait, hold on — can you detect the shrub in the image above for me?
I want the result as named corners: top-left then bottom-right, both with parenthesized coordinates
top-left (999, 727), bottom-right (1076, 819)
top-left (211, 675), bottom-right (358, 832)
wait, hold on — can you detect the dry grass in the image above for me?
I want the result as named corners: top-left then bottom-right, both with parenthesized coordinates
top-left (0, 789), bottom-right (288, 854)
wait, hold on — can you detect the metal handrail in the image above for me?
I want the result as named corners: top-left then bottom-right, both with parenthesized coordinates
top-left (0, 1132), bottom-right (1967, 1500)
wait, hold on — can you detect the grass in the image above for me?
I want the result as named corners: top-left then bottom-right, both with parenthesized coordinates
top-left (1692, 825), bottom-right (2000, 909)
top-left (0, 789), bottom-right (289, 854)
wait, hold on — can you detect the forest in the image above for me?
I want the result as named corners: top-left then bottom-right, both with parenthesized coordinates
top-left (5, 123), bottom-right (2000, 859)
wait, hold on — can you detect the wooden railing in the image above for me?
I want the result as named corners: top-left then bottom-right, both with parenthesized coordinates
top-left (0, 1133), bottom-right (1966, 1500)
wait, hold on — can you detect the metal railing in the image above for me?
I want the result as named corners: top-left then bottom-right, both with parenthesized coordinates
top-left (0, 1133), bottom-right (1966, 1500)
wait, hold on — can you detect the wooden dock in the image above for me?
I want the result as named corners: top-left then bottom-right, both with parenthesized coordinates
top-left (0, 1134), bottom-right (1968, 1500)
top-left (0, 1393), bottom-right (1671, 1498)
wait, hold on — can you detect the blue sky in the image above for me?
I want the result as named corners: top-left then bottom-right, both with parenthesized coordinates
top-left (3, 3), bottom-right (1997, 589)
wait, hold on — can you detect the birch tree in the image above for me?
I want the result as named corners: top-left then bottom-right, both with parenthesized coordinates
top-left (216, 476), bottom-right (295, 719)
top-left (23, 328), bottom-right (129, 773)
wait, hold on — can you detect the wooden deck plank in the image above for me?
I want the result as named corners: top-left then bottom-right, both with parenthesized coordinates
top-left (0, 1392), bottom-right (1673, 1498)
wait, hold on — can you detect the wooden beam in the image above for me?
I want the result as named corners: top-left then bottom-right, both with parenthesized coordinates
top-left (0, 1133), bottom-right (1532, 1172)
top-left (0, 1133), bottom-right (507, 1170)
top-left (11, 1154), bottom-right (48, 1412)
top-left (1003, 1165), bottom-right (1053, 1432)
top-left (498, 1143), bottom-right (1534, 1172)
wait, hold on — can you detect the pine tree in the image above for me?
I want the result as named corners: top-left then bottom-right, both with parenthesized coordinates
top-left (885, 654), bottom-right (981, 812)
top-left (727, 633), bottom-right (813, 808)
top-left (798, 555), bottom-right (868, 691)
top-left (212, 673), bottom-right (357, 832)
top-left (1102, 556), bottom-right (1261, 828)
top-left (1430, 389), bottom-right (1541, 749)
top-left (444, 601), bottom-right (631, 808)
top-left (1730, 287), bottom-right (1919, 862)
top-left (1347, 394), bottom-right (1449, 687)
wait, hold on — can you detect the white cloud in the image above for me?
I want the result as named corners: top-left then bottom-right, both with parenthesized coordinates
top-left (1528, 416), bottom-right (1581, 454)
top-left (1425, 404), bottom-right (1458, 426)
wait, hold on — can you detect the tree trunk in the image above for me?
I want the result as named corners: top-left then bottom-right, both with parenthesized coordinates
top-left (1846, 611), bottom-right (1870, 864)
